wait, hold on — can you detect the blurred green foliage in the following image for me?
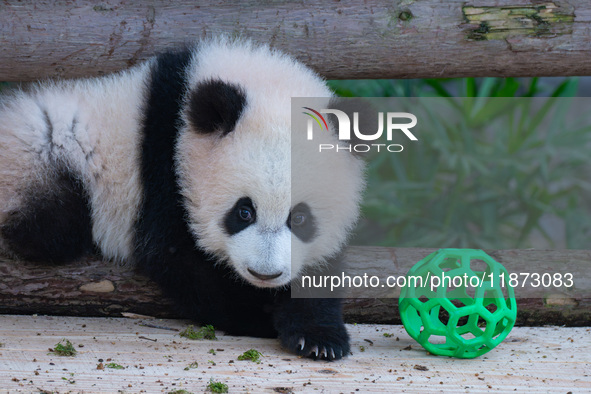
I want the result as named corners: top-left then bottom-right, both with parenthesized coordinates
top-left (328, 78), bottom-right (591, 250)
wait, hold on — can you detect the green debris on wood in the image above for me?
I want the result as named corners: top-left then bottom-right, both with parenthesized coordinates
top-left (184, 361), bottom-right (199, 370)
top-left (463, 2), bottom-right (574, 41)
top-left (237, 348), bottom-right (263, 363)
top-left (179, 324), bottom-right (217, 340)
top-left (105, 362), bottom-right (124, 369)
top-left (50, 339), bottom-right (77, 357)
top-left (206, 379), bottom-right (229, 393)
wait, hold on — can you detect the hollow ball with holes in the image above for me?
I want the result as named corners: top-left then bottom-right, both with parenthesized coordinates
top-left (399, 248), bottom-right (517, 358)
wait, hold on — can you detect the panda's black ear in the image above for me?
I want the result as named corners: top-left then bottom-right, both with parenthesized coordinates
top-left (187, 79), bottom-right (247, 136)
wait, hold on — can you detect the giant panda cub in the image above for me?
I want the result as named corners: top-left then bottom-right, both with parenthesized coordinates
top-left (0, 38), bottom-right (365, 360)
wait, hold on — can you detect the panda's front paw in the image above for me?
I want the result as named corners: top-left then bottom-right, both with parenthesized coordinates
top-left (279, 324), bottom-right (350, 361)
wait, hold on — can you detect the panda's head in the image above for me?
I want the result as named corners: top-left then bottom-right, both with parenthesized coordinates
top-left (175, 39), bottom-right (365, 288)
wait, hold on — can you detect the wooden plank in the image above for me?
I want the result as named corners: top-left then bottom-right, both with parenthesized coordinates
top-left (0, 0), bottom-right (590, 81)
top-left (1, 247), bottom-right (590, 326)
top-left (0, 315), bottom-right (589, 392)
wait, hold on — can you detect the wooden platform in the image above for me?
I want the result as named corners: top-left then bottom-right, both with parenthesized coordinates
top-left (0, 315), bottom-right (589, 393)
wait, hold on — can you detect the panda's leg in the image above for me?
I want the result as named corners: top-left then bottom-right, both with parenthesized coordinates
top-left (1, 171), bottom-right (94, 263)
top-left (273, 296), bottom-right (350, 361)
top-left (136, 240), bottom-right (280, 338)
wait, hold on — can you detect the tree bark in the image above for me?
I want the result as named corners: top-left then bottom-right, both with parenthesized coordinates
top-left (0, 0), bottom-right (589, 81)
top-left (1, 247), bottom-right (589, 326)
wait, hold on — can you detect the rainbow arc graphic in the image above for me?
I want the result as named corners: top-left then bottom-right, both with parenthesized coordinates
top-left (302, 107), bottom-right (328, 131)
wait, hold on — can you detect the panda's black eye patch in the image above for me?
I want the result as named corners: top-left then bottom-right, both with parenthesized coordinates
top-left (224, 197), bottom-right (256, 235)
top-left (288, 202), bottom-right (316, 243)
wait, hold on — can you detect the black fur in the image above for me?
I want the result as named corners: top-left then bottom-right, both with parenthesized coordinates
top-left (1, 171), bottom-right (94, 263)
top-left (133, 49), bottom-right (193, 267)
top-left (223, 197), bottom-right (256, 235)
top-left (135, 49), bottom-right (350, 360)
top-left (288, 202), bottom-right (317, 243)
top-left (135, 49), bottom-right (278, 338)
top-left (187, 79), bottom-right (246, 136)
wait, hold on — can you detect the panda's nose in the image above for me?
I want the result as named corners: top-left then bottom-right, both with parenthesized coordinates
top-left (247, 268), bottom-right (282, 280)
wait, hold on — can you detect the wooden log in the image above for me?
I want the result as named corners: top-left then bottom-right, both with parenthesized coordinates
top-left (0, 257), bottom-right (178, 319)
top-left (1, 247), bottom-right (589, 326)
top-left (0, 0), bottom-right (590, 81)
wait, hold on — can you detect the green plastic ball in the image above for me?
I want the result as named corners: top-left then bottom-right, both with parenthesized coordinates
top-left (399, 249), bottom-right (517, 358)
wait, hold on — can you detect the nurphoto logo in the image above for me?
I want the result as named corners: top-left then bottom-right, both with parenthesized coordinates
top-left (302, 106), bottom-right (418, 153)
